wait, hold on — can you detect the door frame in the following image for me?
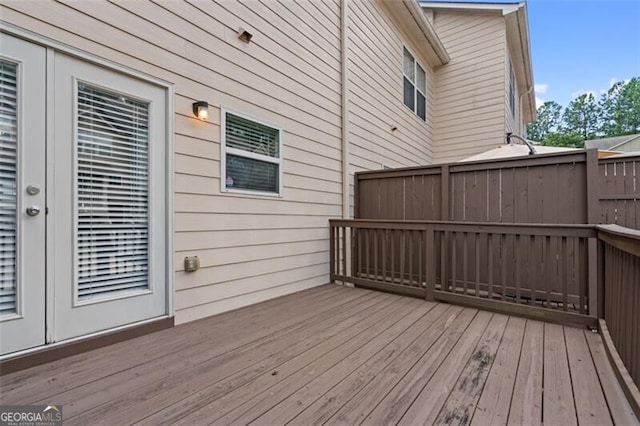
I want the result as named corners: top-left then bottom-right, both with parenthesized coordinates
top-left (0, 23), bottom-right (175, 354)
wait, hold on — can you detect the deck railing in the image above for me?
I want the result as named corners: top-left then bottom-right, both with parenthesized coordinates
top-left (330, 219), bottom-right (640, 401)
top-left (330, 219), bottom-right (598, 326)
top-left (597, 225), bottom-right (640, 396)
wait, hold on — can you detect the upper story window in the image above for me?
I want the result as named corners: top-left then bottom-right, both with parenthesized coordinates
top-left (508, 57), bottom-right (516, 119)
top-left (221, 110), bottom-right (283, 196)
top-left (403, 47), bottom-right (426, 121)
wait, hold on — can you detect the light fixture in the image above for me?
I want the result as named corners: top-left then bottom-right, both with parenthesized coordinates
top-left (237, 27), bottom-right (253, 43)
top-left (192, 101), bottom-right (209, 121)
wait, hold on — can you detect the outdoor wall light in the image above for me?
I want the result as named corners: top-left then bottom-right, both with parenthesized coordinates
top-left (192, 101), bottom-right (209, 121)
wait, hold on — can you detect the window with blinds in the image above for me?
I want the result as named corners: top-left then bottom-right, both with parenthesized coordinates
top-left (0, 60), bottom-right (17, 316)
top-left (76, 83), bottom-right (150, 301)
top-left (223, 111), bottom-right (282, 195)
top-left (402, 47), bottom-right (427, 121)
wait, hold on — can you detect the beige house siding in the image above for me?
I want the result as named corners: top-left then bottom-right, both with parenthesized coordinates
top-left (616, 137), bottom-right (640, 153)
top-left (347, 0), bottom-right (436, 215)
top-left (431, 10), bottom-right (507, 163)
top-left (1, 0), bottom-right (343, 324)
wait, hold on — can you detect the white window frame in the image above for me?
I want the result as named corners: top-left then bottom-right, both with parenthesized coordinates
top-left (402, 46), bottom-right (427, 121)
top-left (220, 108), bottom-right (284, 197)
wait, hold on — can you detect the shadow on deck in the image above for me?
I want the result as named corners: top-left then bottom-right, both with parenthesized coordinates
top-left (1, 285), bottom-right (637, 425)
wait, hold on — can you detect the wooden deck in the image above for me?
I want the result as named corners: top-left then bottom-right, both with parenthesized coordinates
top-left (1, 284), bottom-right (637, 425)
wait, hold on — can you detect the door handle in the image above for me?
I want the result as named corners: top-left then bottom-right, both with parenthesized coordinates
top-left (26, 206), bottom-right (41, 216)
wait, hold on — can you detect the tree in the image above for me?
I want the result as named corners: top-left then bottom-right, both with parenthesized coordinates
top-left (562, 93), bottom-right (600, 140)
top-left (541, 132), bottom-right (584, 148)
top-left (526, 101), bottom-right (562, 142)
top-left (600, 78), bottom-right (640, 136)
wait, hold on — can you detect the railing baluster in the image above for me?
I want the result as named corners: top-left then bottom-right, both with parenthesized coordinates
top-left (475, 233), bottom-right (480, 298)
top-left (501, 234), bottom-right (507, 301)
top-left (561, 236), bottom-right (568, 311)
top-left (426, 226), bottom-right (435, 301)
top-left (441, 231), bottom-right (448, 291)
top-left (515, 234), bottom-right (521, 304)
top-left (409, 230), bottom-right (414, 287)
top-left (330, 225), bottom-right (335, 281)
top-left (374, 228), bottom-right (379, 281)
top-left (544, 235), bottom-right (550, 308)
top-left (529, 235), bottom-right (535, 306)
top-left (463, 232), bottom-right (468, 295)
top-left (574, 237), bottom-right (581, 313)
top-left (391, 230), bottom-right (396, 284)
top-left (400, 230), bottom-right (405, 286)
top-left (418, 230), bottom-right (423, 289)
top-left (382, 229), bottom-right (388, 282)
top-left (452, 232), bottom-right (457, 293)
top-left (341, 226), bottom-right (347, 278)
top-left (365, 228), bottom-right (370, 279)
top-left (488, 233), bottom-right (493, 299)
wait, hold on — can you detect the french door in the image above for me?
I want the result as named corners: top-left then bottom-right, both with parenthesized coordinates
top-left (0, 34), bottom-right (46, 354)
top-left (0, 33), bottom-right (168, 355)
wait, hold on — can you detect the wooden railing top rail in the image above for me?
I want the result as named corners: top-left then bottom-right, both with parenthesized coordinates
top-left (597, 224), bottom-right (640, 257)
top-left (330, 219), bottom-right (597, 238)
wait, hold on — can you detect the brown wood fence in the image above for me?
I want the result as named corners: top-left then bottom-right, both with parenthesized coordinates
top-left (355, 149), bottom-right (640, 229)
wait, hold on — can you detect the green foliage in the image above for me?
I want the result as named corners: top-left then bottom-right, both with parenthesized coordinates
top-left (526, 101), bottom-right (562, 142)
top-left (526, 78), bottom-right (639, 147)
top-left (541, 132), bottom-right (585, 148)
top-left (600, 77), bottom-right (640, 136)
top-left (562, 93), bottom-right (600, 140)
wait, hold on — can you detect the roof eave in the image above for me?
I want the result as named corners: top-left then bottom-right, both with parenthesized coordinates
top-left (381, 0), bottom-right (450, 66)
top-left (515, 2), bottom-right (536, 122)
top-left (504, 3), bottom-right (536, 122)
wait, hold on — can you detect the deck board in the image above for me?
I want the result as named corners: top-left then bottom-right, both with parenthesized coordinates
top-left (471, 316), bottom-right (526, 425)
top-left (0, 284), bottom-right (635, 426)
top-left (507, 320), bottom-right (544, 425)
top-left (544, 323), bottom-right (578, 426)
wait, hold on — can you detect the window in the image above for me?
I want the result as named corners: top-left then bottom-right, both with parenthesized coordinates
top-left (403, 47), bottom-right (426, 120)
top-left (76, 83), bottom-right (150, 300)
top-left (508, 57), bottom-right (516, 118)
top-left (222, 110), bottom-right (282, 195)
top-left (0, 60), bottom-right (18, 315)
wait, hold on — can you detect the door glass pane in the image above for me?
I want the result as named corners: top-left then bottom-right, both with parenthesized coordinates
top-left (0, 60), bottom-right (18, 316)
top-left (76, 83), bottom-right (150, 301)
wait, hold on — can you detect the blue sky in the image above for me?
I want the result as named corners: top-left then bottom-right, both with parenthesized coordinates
top-left (527, 0), bottom-right (640, 109)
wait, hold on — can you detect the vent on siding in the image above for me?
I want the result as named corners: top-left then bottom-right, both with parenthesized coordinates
top-left (0, 60), bottom-right (17, 315)
top-left (76, 83), bottom-right (150, 301)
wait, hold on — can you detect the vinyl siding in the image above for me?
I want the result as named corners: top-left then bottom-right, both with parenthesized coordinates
top-left (2, 0), bottom-right (343, 324)
top-left (431, 10), bottom-right (507, 163)
top-left (347, 0), bottom-right (436, 215)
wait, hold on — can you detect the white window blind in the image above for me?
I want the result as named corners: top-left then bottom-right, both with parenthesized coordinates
top-left (223, 111), bottom-right (281, 194)
top-left (76, 83), bottom-right (150, 301)
top-left (0, 60), bottom-right (17, 315)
